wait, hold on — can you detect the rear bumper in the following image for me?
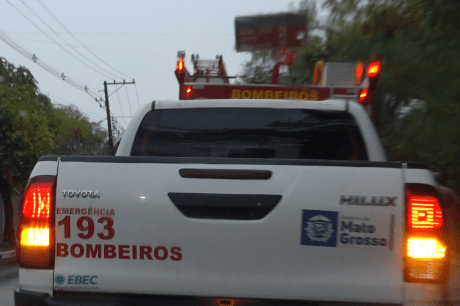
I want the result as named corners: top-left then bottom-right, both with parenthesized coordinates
top-left (14, 290), bottom-right (402, 306)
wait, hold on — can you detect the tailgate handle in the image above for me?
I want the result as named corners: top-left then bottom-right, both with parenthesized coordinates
top-left (168, 193), bottom-right (281, 220)
top-left (179, 169), bottom-right (272, 180)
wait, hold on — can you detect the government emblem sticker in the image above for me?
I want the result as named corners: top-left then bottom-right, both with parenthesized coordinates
top-left (301, 210), bottom-right (338, 247)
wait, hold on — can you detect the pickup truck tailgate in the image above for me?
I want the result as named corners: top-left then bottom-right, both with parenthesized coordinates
top-left (54, 157), bottom-right (404, 304)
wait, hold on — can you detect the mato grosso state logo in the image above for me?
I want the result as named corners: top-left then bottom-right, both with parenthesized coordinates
top-left (305, 215), bottom-right (335, 242)
top-left (301, 210), bottom-right (338, 247)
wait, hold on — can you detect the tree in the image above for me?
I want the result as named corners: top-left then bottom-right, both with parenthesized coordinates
top-left (0, 57), bottom-right (109, 246)
top-left (316, 0), bottom-right (460, 192)
top-left (238, 0), bottom-right (460, 193)
top-left (0, 57), bottom-right (56, 246)
top-left (51, 104), bottom-right (108, 156)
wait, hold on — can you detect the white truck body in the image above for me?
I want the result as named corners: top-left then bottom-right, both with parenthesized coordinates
top-left (16, 99), bottom-right (441, 306)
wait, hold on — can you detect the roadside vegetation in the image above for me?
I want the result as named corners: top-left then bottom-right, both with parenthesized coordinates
top-left (0, 57), bottom-right (108, 247)
top-left (240, 0), bottom-right (460, 194)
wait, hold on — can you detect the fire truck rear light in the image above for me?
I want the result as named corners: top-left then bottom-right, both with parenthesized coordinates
top-left (359, 88), bottom-right (368, 103)
top-left (408, 196), bottom-right (442, 229)
top-left (20, 228), bottom-right (50, 246)
top-left (177, 56), bottom-right (185, 72)
top-left (186, 86), bottom-right (192, 97)
top-left (367, 61), bottom-right (381, 78)
top-left (355, 62), bottom-right (364, 85)
top-left (22, 181), bottom-right (52, 219)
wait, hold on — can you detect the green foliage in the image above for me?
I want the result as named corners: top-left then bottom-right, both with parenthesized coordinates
top-left (323, 0), bottom-right (460, 192)
top-left (0, 56), bottom-right (109, 245)
top-left (237, 50), bottom-right (274, 84)
top-left (238, 0), bottom-right (460, 192)
top-left (0, 57), bottom-right (109, 184)
top-left (50, 104), bottom-right (108, 156)
top-left (290, 37), bottom-right (327, 85)
top-left (0, 59), bottom-right (56, 182)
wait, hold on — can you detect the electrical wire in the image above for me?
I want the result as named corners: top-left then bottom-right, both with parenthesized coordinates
top-left (35, 0), bottom-right (133, 80)
top-left (19, 0), bottom-right (121, 80)
top-left (0, 32), bottom-right (85, 91)
top-left (0, 32), bottom-right (99, 96)
top-left (108, 84), bottom-right (126, 98)
top-left (47, 99), bottom-right (106, 122)
top-left (5, 31), bottom-right (234, 36)
top-left (6, 0), bottom-right (115, 79)
top-left (115, 86), bottom-right (127, 126)
top-left (47, 93), bottom-right (107, 120)
top-left (0, 32), bottom-right (125, 132)
top-left (41, 91), bottom-right (106, 120)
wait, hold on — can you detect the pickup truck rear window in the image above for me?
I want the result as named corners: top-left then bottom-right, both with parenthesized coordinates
top-left (131, 108), bottom-right (368, 160)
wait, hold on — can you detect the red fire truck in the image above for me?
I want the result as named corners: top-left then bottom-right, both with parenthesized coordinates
top-left (174, 50), bottom-right (381, 120)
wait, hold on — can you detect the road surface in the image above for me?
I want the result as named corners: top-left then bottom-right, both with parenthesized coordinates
top-left (0, 259), bottom-right (18, 306)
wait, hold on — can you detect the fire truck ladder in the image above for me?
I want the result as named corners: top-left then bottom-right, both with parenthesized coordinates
top-left (191, 54), bottom-right (232, 84)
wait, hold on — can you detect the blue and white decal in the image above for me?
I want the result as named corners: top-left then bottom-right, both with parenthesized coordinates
top-left (301, 210), bottom-right (395, 250)
top-left (54, 274), bottom-right (99, 291)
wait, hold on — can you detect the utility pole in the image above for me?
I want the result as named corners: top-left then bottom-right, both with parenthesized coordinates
top-left (102, 80), bottom-right (135, 155)
top-left (103, 81), bottom-right (114, 155)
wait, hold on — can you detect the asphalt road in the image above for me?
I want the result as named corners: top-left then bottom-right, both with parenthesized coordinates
top-left (0, 258), bottom-right (459, 306)
top-left (0, 259), bottom-right (18, 306)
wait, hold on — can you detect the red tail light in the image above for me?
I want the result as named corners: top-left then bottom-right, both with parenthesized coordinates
top-left (22, 181), bottom-right (52, 219)
top-left (367, 61), bottom-right (381, 78)
top-left (404, 183), bottom-right (446, 283)
top-left (17, 176), bottom-right (56, 268)
top-left (359, 88), bottom-right (368, 103)
top-left (408, 196), bottom-right (443, 230)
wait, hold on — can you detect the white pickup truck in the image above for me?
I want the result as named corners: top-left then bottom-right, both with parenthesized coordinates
top-left (15, 99), bottom-right (447, 306)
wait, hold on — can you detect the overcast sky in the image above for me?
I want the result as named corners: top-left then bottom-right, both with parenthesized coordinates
top-left (1, 0), bottom-right (322, 131)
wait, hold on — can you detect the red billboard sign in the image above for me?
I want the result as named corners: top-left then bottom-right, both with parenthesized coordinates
top-left (235, 13), bottom-right (308, 52)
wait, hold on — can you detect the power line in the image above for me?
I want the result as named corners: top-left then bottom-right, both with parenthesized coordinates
top-left (6, 0), bottom-right (115, 79)
top-left (115, 86), bottom-right (127, 126)
top-left (41, 91), bottom-right (107, 120)
top-left (18, 0), bottom-right (120, 79)
top-left (35, 0), bottom-right (133, 80)
top-left (6, 37), bottom-right (151, 57)
top-left (1, 28), bottom-right (126, 133)
top-left (48, 100), bottom-right (106, 122)
top-left (0, 32), bottom-right (101, 99)
top-left (0, 34), bottom-right (83, 91)
top-left (2, 39), bottom-right (124, 136)
top-left (3, 31), bottom-right (234, 36)
top-left (47, 94), bottom-right (107, 120)
top-left (0, 31), bottom-right (109, 126)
